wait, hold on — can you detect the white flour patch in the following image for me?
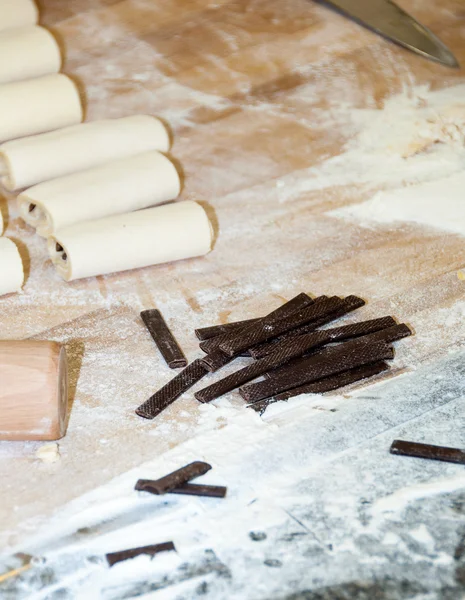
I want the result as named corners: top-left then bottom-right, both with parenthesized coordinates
top-left (322, 84), bottom-right (465, 235)
top-left (273, 84), bottom-right (465, 205)
top-left (332, 171), bottom-right (465, 236)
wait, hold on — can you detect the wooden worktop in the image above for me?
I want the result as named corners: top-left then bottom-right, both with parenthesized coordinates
top-left (0, 0), bottom-right (464, 548)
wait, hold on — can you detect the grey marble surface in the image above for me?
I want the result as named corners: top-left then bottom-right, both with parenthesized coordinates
top-left (2, 349), bottom-right (465, 600)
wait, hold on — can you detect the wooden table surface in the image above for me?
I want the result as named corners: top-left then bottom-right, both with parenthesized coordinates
top-left (0, 0), bottom-right (465, 552)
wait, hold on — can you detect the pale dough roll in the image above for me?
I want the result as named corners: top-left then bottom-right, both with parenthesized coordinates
top-left (0, 237), bottom-right (24, 296)
top-left (0, 115), bottom-right (170, 191)
top-left (0, 74), bottom-right (82, 144)
top-left (0, 26), bottom-right (61, 85)
top-left (48, 201), bottom-right (213, 281)
top-left (19, 151), bottom-right (181, 236)
top-left (0, 0), bottom-right (38, 32)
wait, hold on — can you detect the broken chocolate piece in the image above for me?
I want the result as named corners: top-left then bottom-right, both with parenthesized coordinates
top-left (170, 483), bottom-right (227, 498)
top-left (390, 440), bottom-right (465, 465)
top-left (106, 542), bottom-right (175, 567)
top-left (249, 361), bottom-right (390, 413)
top-left (141, 309), bottom-right (187, 369)
top-left (135, 461), bottom-right (212, 495)
top-left (240, 339), bottom-right (394, 403)
top-left (136, 359), bottom-right (207, 420)
top-left (249, 295), bottom-right (366, 359)
top-left (195, 318), bottom-right (261, 341)
top-left (200, 293), bottom-right (314, 355)
top-left (219, 296), bottom-right (344, 358)
top-left (195, 317), bottom-right (398, 403)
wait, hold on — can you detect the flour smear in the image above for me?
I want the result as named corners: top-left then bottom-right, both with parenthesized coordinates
top-left (324, 84), bottom-right (465, 236)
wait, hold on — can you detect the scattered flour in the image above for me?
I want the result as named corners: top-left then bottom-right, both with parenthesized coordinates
top-left (324, 85), bottom-right (465, 236)
top-left (1, 4), bottom-right (465, 597)
top-left (331, 171), bottom-right (465, 236)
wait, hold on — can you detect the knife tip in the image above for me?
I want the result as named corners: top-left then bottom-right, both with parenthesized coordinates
top-left (444, 54), bottom-right (460, 69)
top-left (435, 45), bottom-right (460, 69)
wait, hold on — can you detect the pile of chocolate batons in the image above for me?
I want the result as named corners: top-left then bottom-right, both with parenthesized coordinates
top-left (108, 294), bottom-right (465, 568)
top-left (135, 292), bottom-right (412, 418)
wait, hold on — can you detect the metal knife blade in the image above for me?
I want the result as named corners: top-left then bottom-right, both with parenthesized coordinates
top-left (321, 0), bottom-right (459, 68)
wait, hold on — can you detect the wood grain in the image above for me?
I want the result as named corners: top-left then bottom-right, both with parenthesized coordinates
top-left (0, 0), bottom-right (464, 547)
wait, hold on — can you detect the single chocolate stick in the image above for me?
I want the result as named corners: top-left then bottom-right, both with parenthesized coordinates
top-left (219, 296), bottom-right (345, 358)
top-left (390, 440), bottom-right (465, 465)
top-left (249, 295), bottom-right (366, 359)
top-left (135, 461), bottom-right (212, 495)
top-left (249, 361), bottom-right (390, 413)
top-left (240, 340), bottom-right (394, 403)
top-left (195, 317), bottom-right (397, 403)
top-left (141, 309), bottom-right (187, 369)
top-left (195, 318), bottom-right (261, 341)
top-left (168, 483), bottom-right (227, 498)
top-left (106, 542), bottom-right (175, 567)
top-left (136, 359), bottom-right (208, 420)
top-left (200, 293), bottom-right (314, 355)
top-left (263, 322), bottom-right (411, 380)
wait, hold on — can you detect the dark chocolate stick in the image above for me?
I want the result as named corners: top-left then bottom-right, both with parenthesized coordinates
top-left (135, 461), bottom-right (212, 495)
top-left (200, 349), bottom-right (234, 372)
top-left (390, 440), bottom-right (465, 465)
top-left (249, 361), bottom-right (390, 413)
top-left (199, 293), bottom-right (314, 372)
top-left (167, 483), bottom-right (227, 498)
top-left (263, 322), bottom-right (411, 380)
top-left (249, 295), bottom-right (366, 359)
top-left (195, 317), bottom-right (397, 403)
top-left (195, 318), bottom-right (261, 341)
top-left (106, 542), bottom-right (175, 567)
top-left (141, 309), bottom-right (187, 369)
top-left (240, 340), bottom-right (394, 403)
top-left (136, 359), bottom-right (208, 420)
top-left (219, 296), bottom-right (345, 358)
top-left (200, 293), bottom-right (314, 355)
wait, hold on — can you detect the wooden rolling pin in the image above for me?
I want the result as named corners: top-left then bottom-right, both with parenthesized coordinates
top-left (0, 341), bottom-right (68, 440)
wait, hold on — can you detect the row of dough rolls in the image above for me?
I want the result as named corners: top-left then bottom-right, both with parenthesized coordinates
top-left (0, 2), bottom-right (73, 297)
top-left (0, 2), bottom-right (212, 287)
top-left (3, 115), bottom-right (212, 284)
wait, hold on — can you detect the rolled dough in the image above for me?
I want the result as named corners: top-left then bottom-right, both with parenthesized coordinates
top-left (0, 115), bottom-right (170, 191)
top-left (0, 74), bottom-right (82, 143)
top-left (0, 26), bottom-right (61, 85)
top-left (19, 151), bottom-right (181, 236)
top-left (0, 238), bottom-right (24, 296)
top-left (48, 201), bottom-right (213, 281)
top-left (0, 0), bottom-right (38, 32)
